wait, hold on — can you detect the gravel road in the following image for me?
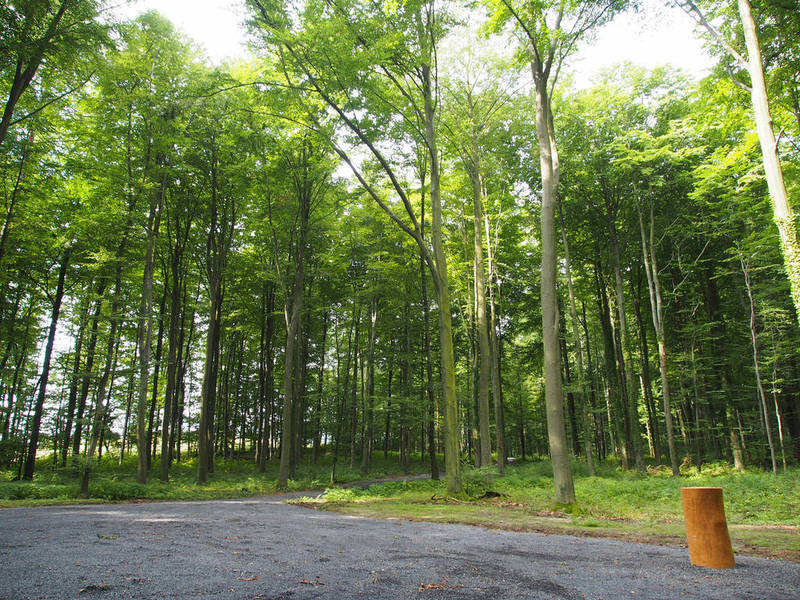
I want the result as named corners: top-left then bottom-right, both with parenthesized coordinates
top-left (1, 493), bottom-right (797, 599)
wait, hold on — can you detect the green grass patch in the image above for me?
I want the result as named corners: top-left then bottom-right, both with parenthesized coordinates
top-left (0, 451), bottom-right (437, 506)
top-left (292, 460), bottom-right (800, 561)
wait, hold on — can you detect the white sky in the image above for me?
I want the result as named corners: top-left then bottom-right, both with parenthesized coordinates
top-left (114, 0), bottom-right (716, 86)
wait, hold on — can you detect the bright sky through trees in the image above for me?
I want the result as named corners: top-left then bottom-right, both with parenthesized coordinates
top-left (117, 0), bottom-right (715, 84)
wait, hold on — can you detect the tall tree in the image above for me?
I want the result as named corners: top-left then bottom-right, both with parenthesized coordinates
top-left (675, 0), bottom-right (800, 322)
top-left (248, 0), bottom-right (464, 493)
top-left (487, 0), bottom-right (629, 502)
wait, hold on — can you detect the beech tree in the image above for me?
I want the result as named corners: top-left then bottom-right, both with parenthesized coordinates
top-left (674, 0), bottom-right (800, 323)
top-left (248, 0), bottom-right (464, 494)
top-left (485, 0), bottom-right (630, 503)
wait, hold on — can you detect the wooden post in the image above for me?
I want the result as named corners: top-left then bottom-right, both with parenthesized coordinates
top-left (681, 487), bottom-right (735, 569)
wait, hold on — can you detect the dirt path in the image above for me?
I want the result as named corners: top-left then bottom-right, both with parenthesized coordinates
top-left (1, 493), bottom-right (797, 599)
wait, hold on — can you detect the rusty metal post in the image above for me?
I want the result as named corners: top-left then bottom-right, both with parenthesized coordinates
top-left (681, 487), bottom-right (735, 569)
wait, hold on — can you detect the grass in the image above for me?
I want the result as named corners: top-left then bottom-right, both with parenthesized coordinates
top-left (290, 460), bottom-right (800, 562)
top-left (0, 451), bottom-right (434, 506)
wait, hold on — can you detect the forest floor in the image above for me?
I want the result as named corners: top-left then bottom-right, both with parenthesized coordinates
top-left (1, 490), bottom-right (797, 600)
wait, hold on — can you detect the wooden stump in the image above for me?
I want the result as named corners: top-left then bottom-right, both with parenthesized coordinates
top-left (681, 487), bottom-right (735, 569)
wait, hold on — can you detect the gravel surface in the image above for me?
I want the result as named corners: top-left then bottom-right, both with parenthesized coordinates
top-left (1, 493), bottom-right (797, 599)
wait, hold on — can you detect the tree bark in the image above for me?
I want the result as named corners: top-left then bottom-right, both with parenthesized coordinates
top-left (736, 0), bottom-right (800, 323)
top-left (422, 61), bottom-right (462, 494)
top-left (277, 205), bottom-right (307, 488)
top-left (22, 247), bottom-right (71, 480)
top-left (639, 207), bottom-right (679, 475)
top-left (361, 296), bottom-right (378, 474)
top-left (532, 63), bottom-right (575, 503)
top-left (312, 310), bottom-right (328, 464)
top-left (136, 175), bottom-right (164, 484)
top-left (485, 209), bottom-right (506, 474)
top-left (469, 142), bottom-right (492, 468)
top-left (559, 203), bottom-right (595, 475)
top-left (740, 252), bottom-right (777, 474)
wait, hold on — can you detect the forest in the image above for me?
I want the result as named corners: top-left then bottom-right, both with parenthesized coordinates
top-left (1, 0), bottom-right (798, 505)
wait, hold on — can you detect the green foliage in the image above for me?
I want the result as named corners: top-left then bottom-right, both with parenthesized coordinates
top-left (0, 453), bottom-right (436, 505)
top-left (307, 461), bottom-right (800, 526)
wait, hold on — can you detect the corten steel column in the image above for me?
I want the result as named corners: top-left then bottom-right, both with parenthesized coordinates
top-left (681, 487), bottom-right (735, 569)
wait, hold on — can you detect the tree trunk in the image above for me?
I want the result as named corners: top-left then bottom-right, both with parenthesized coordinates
top-left (136, 175), bottom-right (164, 484)
top-left (61, 294), bottom-right (89, 466)
top-left (737, 0), bottom-right (800, 323)
top-left (422, 62), bottom-right (461, 494)
top-left (558, 203), bottom-right (595, 475)
top-left (147, 290), bottom-right (166, 469)
top-left (469, 147), bottom-right (492, 468)
top-left (485, 209), bottom-right (506, 474)
top-left (277, 219), bottom-right (306, 488)
top-left (313, 311), bottom-right (328, 464)
top-left (259, 283), bottom-right (276, 472)
top-left (79, 266), bottom-right (125, 498)
top-left (532, 62), bottom-right (574, 503)
top-left (639, 207), bottom-right (679, 475)
top-left (606, 203), bottom-right (644, 473)
top-left (22, 247), bottom-right (71, 480)
top-left (421, 209), bottom-right (440, 480)
top-left (631, 274), bottom-right (658, 461)
top-left (198, 273), bottom-right (222, 484)
top-left (361, 296), bottom-right (378, 475)
top-left (740, 252), bottom-right (777, 474)
top-left (71, 289), bottom-right (105, 459)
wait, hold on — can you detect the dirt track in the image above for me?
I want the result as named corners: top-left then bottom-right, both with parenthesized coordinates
top-left (1, 493), bottom-right (797, 599)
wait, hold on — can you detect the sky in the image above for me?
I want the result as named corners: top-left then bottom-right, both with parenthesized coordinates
top-left (114, 0), bottom-right (717, 86)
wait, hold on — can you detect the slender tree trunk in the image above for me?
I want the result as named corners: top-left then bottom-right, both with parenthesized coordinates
top-left (469, 150), bottom-right (492, 468)
top-left (639, 207), bottom-right (679, 475)
top-left (79, 275), bottom-right (125, 497)
top-left (120, 346), bottom-right (137, 464)
top-left (531, 63), bottom-right (574, 502)
top-left (559, 203), bottom-right (595, 475)
top-left (485, 210), bottom-right (506, 474)
top-left (198, 275), bottom-right (222, 484)
top-left (420, 209), bottom-right (440, 480)
top-left (740, 252), bottom-right (777, 474)
top-left (631, 275), bottom-right (658, 461)
top-left (361, 296), bottom-right (378, 474)
top-left (160, 277), bottom-right (181, 480)
top-left (259, 284), bottom-right (276, 472)
top-left (422, 62), bottom-right (461, 494)
top-left (607, 203), bottom-right (644, 473)
top-left (61, 295), bottom-right (89, 466)
top-left (136, 175), bottom-right (164, 484)
top-left (350, 302), bottom-right (361, 469)
top-left (313, 311), bottom-right (328, 464)
top-left (771, 357), bottom-right (787, 472)
top-left (22, 247), bottom-right (71, 480)
top-left (71, 289), bottom-right (105, 459)
top-left (147, 290), bottom-right (166, 469)
top-left (384, 354), bottom-right (393, 460)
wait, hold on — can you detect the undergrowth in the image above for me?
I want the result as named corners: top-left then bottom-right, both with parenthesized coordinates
top-left (0, 451), bottom-right (436, 505)
top-left (297, 460), bottom-right (800, 526)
